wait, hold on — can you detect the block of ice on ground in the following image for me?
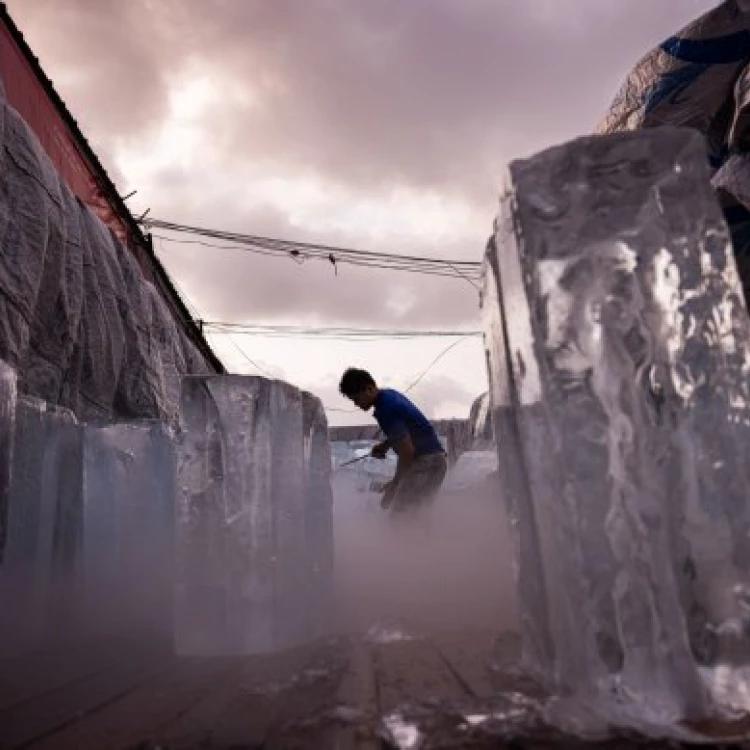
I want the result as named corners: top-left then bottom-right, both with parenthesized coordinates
top-left (0, 359), bottom-right (16, 564)
top-left (441, 450), bottom-right (497, 493)
top-left (481, 238), bottom-right (554, 682)
top-left (81, 420), bottom-right (175, 637)
top-left (303, 391), bottom-right (334, 640)
top-left (482, 127), bottom-right (750, 724)
top-left (0, 397), bottom-right (79, 650)
top-left (2, 397), bottom-right (48, 650)
top-left (176, 376), bottom-right (333, 655)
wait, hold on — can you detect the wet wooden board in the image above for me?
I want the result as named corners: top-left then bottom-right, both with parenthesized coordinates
top-left (372, 637), bottom-right (471, 714)
top-left (26, 657), bottom-right (239, 750)
top-left (0, 639), bottom-right (143, 712)
top-left (0, 643), bottom-right (174, 749)
top-left (159, 643), bottom-right (341, 750)
top-left (430, 631), bottom-right (499, 699)
top-left (0, 631), bottom-right (538, 749)
top-left (1, 640), bottom-right (349, 750)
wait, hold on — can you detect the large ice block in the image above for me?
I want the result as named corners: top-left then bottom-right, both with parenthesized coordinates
top-left (81, 420), bottom-right (175, 637)
top-left (2, 396), bottom-right (47, 650)
top-left (0, 359), bottom-right (16, 564)
top-left (176, 375), bottom-right (327, 655)
top-left (302, 391), bottom-right (334, 640)
top-left (481, 127), bottom-right (750, 722)
top-left (481, 239), bottom-right (554, 680)
top-left (0, 397), bottom-right (79, 650)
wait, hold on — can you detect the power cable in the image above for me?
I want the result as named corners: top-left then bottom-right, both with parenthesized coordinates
top-left (403, 336), bottom-right (475, 394)
top-left (220, 332), bottom-right (276, 378)
top-left (203, 321), bottom-right (482, 340)
top-left (144, 217), bottom-right (483, 286)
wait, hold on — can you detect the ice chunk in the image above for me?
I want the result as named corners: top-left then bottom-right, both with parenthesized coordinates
top-left (3, 397), bottom-right (48, 647)
top-left (0, 359), bottom-right (16, 564)
top-left (481, 238), bottom-right (554, 682)
top-left (176, 376), bottom-right (323, 655)
top-left (442, 450), bottom-right (497, 494)
top-left (270, 381), bottom-right (307, 649)
top-left (302, 391), bottom-right (334, 640)
top-left (0, 397), bottom-right (79, 650)
top-left (81, 420), bottom-right (175, 637)
top-left (468, 391), bottom-right (493, 447)
top-left (45, 405), bottom-right (82, 636)
top-left (481, 127), bottom-right (750, 723)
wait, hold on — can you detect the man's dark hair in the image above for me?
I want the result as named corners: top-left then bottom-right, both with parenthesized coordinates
top-left (339, 368), bottom-right (376, 397)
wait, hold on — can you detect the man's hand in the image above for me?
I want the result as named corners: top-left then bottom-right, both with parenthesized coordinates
top-left (370, 440), bottom-right (389, 460)
top-left (380, 479), bottom-right (397, 509)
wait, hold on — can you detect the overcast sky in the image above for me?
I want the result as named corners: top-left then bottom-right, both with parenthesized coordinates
top-left (7, 0), bottom-right (718, 425)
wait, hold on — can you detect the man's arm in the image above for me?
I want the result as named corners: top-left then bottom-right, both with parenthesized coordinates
top-left (370, 438), bottom-right (390, 459)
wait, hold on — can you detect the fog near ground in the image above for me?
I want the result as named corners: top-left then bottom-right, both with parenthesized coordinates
top-left (332, 458), bottom-right (518, 637)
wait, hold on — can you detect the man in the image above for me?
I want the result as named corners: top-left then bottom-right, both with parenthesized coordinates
top-left (338, 368), bottom-right (447, 513)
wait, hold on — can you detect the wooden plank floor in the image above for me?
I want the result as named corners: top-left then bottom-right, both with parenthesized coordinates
top-left (4, 630), bottom-right (743, 749)
top-left (0, 630), bottom-right (517, 750)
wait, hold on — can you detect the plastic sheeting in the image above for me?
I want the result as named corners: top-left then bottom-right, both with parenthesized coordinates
top-left (598, 0), bottom-right (750, 300)
top-left (0, 72), bottom-right (213, 421)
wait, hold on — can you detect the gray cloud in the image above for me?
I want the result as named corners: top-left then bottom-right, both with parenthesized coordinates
top-left (10, 0), bottom-right (718, 199)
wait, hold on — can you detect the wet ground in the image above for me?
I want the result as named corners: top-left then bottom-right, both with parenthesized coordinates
top-left (0, 628), bottom-right (518, 749)
top-left (3, 629), bottom-right (750, 749)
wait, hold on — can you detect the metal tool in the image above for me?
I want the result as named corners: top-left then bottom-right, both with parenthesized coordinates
top-left (335, 453), bottom-right (370, 470)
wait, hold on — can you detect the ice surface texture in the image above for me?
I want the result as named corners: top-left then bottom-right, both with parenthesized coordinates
top-left (0, 66), bottom-right (211, 420)
top-left (303, 391), bottom-right (334, 640)
top-left (81, 420), bottom-right (176, 636)
top-left (0, 359), bottom-right (16, 565)
top-left (0, 396), bottom-right (79, 649)
top-left (0, 380), bottom-right (175, 646)
top-left (481, 127), bottom-right (750, 722)
top-left (176, 376), bottom-right (334, 655)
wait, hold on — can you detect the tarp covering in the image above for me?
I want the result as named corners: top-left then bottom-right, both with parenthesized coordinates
top-left (0, 80), bottom-right (211, 421)
top-left (0, 21), bottom-right (128, 244)
top-left (598, 0), bottom-right (750, 299)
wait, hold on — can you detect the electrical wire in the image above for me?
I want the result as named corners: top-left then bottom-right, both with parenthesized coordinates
top-left (220, 332), bottom-right (276, 378)
top-left (156, 236), bottom-right (204, 320)
top-left (403, 336), bottom-right (475, 394)
top-left (153, 226), bottom-right (482, 408)
top-left (144, 217), bottom-right (483, 286)
top-left (203, 321), bottom-right (482, 340)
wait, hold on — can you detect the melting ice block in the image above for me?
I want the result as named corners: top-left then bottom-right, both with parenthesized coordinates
top-left (0, 359), bottom-right (16, 564)
top-left (176, 376), bottom-right (333, 655)
top-left (302, 391), bottom-right (334, 640)
top-left (482, 127), bottom-right (750, 723)
top-left (81, 420), bottom-right (175, 637)
top-left (0, 396), bottom-right (79, 650)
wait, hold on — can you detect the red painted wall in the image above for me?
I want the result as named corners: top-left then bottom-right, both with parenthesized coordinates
top-left (0, 21), bottom-right (131, 248)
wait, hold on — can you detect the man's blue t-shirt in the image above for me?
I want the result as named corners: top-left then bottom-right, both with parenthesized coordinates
top-left (373, 388), bottom-right (444, 456)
